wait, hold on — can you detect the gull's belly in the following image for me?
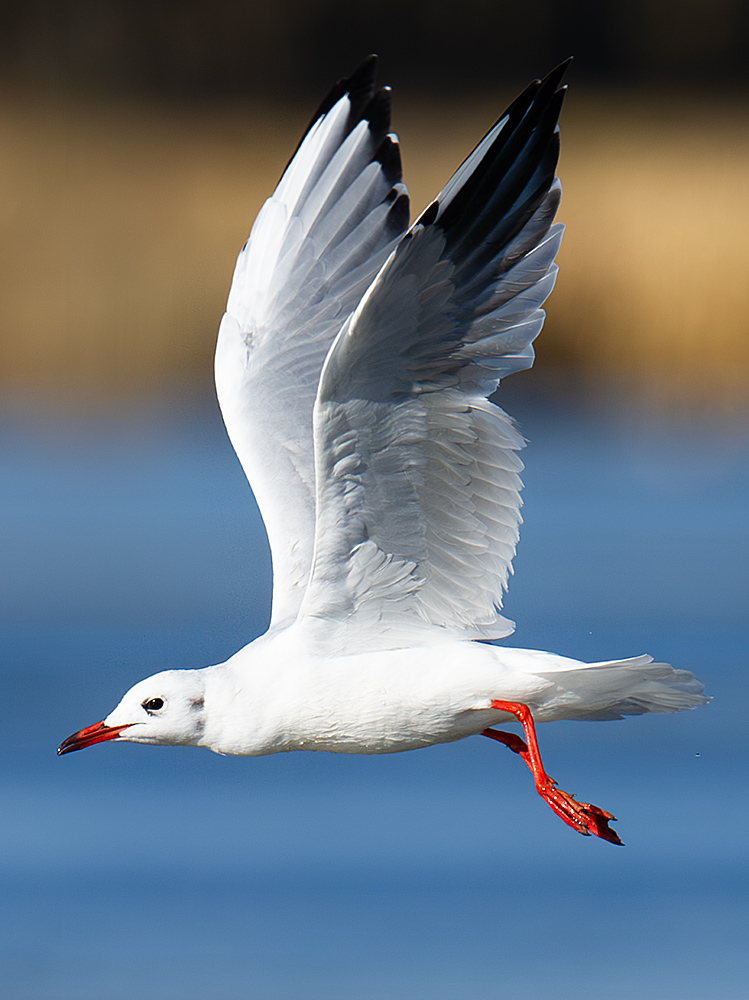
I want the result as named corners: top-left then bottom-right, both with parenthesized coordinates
top-left (284, 646), bottom-right (507, 754)
top-left (288, 690), bottom-right (500, 754)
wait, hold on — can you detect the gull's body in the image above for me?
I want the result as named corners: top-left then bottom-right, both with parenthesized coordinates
top-left (109, 628), bottom-right (701, 762)
top-left (60, 58), bottom-right (706, 843)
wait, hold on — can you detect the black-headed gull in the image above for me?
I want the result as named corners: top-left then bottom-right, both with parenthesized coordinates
top-left (59, 58), bottom-right (707, 845)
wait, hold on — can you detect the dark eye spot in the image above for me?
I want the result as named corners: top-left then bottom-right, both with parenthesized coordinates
top-left (143, 697), bottom-right (164, 713)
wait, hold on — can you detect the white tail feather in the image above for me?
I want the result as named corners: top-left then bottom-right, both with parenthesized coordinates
top-left (531, 654), bottom-right (708, 722)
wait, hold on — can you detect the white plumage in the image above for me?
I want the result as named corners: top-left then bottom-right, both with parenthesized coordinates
top-left (59, 58), bottom-right (707, 845)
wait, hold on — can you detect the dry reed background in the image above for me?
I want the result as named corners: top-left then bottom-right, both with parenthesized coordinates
top-left (1, 87), bottom-right (748, 406)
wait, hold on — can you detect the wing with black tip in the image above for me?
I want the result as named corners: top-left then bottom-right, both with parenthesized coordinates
top-left (300, 64), bottom-right (568, 648)
top-left (215, 57), bottom-right (410, 627)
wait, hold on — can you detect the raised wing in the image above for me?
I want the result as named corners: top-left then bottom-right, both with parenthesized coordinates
top-left (215, 57), bottom-right (409, 627)
top-left (299, 64), bottom-right (568, 648)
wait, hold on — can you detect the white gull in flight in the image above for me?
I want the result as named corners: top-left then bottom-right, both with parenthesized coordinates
top-left (59, 58), bottom-right (707, 845)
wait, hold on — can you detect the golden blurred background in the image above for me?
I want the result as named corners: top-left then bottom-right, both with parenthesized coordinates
top-left (1, 0), bottom-right (748, 406)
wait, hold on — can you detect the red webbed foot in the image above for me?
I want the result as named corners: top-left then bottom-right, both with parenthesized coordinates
top-left (537, 781), bottom-right (623, 845)
top-left (482, 701), bottom-right (624, 846)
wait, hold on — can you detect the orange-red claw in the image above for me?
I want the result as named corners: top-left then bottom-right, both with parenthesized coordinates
top-left (583, 804), bottom-right (624, 846)
top-left (540, 784), bottom-right (624, 845)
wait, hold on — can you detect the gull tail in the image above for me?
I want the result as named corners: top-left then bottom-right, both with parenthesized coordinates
top-left (539, 654), bottom-right (709, 721)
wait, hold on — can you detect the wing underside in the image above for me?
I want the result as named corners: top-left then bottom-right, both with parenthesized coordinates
top-left (299, 64), bottom-right (569, 648)
top-left (215, 57), bottom-right (410, 627)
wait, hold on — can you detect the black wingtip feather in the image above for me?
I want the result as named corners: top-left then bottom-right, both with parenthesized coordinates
top-left (278, 55), bottom-right (405, 189)
top-left (280, 55), bottom-right (381, 176)
top-left (539, 57), bottom-right (573, 94)
top-left (374, 134), bottom-right (402, 185)
top-left (313, 54), bottom-right (379, 129)
top-left (387, 191), bottom-right (411, 237)
top-left (365, 86), bottom-right (393, 139)
top-left (431, 61), bottom-right (569, 268)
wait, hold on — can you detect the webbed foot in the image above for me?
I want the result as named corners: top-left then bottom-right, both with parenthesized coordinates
top-left (482, 704), bottom-right (623, 846)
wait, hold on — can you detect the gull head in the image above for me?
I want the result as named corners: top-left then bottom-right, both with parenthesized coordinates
top-left (58, 669), bottom-right (208, 755)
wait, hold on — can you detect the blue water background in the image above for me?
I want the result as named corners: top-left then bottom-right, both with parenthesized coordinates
top-left (1, 379), bottom-right (747, 1000)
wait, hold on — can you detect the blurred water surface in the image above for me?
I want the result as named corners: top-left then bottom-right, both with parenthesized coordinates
top-left (0, 381), bottom-right (747, 1000)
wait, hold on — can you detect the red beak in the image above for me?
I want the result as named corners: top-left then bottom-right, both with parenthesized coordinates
top-left (57, 720), bottom-right (132, 755)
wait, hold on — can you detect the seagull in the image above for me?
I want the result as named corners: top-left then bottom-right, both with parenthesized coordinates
top-left (58, 57), bottom-right (707, 845)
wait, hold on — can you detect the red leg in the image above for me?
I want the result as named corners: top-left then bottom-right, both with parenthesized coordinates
top-left (482, 701), bottom-right (623, 846)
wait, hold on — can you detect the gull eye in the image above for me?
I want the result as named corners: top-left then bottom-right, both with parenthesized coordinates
top-left (143, 697), bottom-right (164, 713)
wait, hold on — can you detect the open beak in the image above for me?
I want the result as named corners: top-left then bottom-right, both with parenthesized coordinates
top-left (57, 720), bottom-right (132, 755)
